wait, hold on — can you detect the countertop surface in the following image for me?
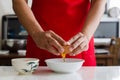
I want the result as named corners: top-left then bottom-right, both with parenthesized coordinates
top-left (0, 66), bottom-right (120, 80)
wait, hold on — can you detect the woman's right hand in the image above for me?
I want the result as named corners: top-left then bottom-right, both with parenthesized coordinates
top-left (32, 30), bottom-right (67, 55)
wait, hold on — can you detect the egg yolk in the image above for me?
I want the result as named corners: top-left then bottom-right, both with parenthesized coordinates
top-left (61, 45), bottom-right (70, 62)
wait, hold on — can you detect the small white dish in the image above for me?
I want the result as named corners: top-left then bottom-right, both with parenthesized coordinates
top-left (45, 58), bottom-right (84, 73)
top-left (0, 50), bottom-right (9, 55)
top-left (11, 58), bottom-right (39, 75)
top-left (18, 50), bottom-right (26, 56)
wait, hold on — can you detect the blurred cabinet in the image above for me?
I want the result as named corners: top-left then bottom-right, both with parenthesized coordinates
top-left (96, 54), bottom-right (114, 66)
top-left (94, 15), bottom-right (120, 66)
top-left (95, 38), bottom-right (120, 66)
top-left (0, 54), bottom-right (25, 66)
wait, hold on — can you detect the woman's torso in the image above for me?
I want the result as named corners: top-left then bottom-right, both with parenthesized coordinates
top-left (26, 0), bottom-right (96, 66)
top-left (31, 0), bottom-right (90, 40)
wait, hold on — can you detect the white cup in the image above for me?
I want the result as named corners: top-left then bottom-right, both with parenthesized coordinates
top-left (11, 58), bottom-right (39, 75)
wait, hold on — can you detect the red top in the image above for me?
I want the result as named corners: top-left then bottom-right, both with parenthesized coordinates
top-left (26, 0), bottom-right (96, 66)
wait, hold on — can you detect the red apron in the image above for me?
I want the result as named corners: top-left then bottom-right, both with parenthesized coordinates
top-left (26, 0), bottom-right (96, 66)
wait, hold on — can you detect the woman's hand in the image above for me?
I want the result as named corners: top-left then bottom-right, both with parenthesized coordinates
top-left (32, 30), bottom-right (66, 55)
top-left (68, 32), bottom-right (89, 56)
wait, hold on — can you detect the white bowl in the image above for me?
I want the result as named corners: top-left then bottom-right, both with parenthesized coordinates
top-left (11, 58), bottom-right (39, 75)
top-left (0, 50), bottom-right (9, 55)
top-left (18, 50), bottom-right (26, 56)
top-left (45, 58), bottom-right (84, 73)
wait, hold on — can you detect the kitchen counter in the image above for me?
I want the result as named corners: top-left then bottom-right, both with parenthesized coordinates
top-left (0, 66), bottom-right (120, 80)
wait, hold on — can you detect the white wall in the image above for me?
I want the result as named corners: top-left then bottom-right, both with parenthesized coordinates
top-left (109, 0), bottom-right (120, 18)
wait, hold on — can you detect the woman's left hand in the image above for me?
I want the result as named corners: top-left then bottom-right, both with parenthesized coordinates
top-left (68, 32), bottom-right (89, 56)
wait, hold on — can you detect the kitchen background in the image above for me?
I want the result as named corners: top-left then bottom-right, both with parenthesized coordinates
top-left (0, 0), bottom-right (120, 66)
top-left (0, 0), bottom-right (32, 49)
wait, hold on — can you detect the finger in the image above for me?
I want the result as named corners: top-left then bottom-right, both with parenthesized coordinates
top-left (70, 43), bottom-right (88, 56)
top-left (68, 32), bottom-right (83, 44)
top-left (45, 44), bottom-right (60, 56)
top-left (80, 41), bottom-right (88, 50)
top-left (49, 30), bottom-right (67, 45)
top-left (69, 36), bottom-right (84, 51)
top-left (47, 36), bottom-right (64, 53)
top-left (69, 45), bottom-right (83, 56)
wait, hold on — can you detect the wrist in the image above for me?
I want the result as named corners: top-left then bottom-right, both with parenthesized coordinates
top-left (80, 32), bottom-right (91, 42)
top-left (29, 26), bottom-right (44, 38)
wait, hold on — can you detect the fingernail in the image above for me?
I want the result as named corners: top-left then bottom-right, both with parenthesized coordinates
top-left (69, 53), bottom-right (75, 56)
top-left (66, 42), bottom-right (70, 45)
top-left (56, 53), bottom-right (60, 56)
top-left (72, 54), bottom-right (76, 56)
top-left (64, 42), bottom-right (70, 46)
top-left (69, 48), bottom-right (73, 52)
top-left (60, 49), bottom-right (64, 53)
